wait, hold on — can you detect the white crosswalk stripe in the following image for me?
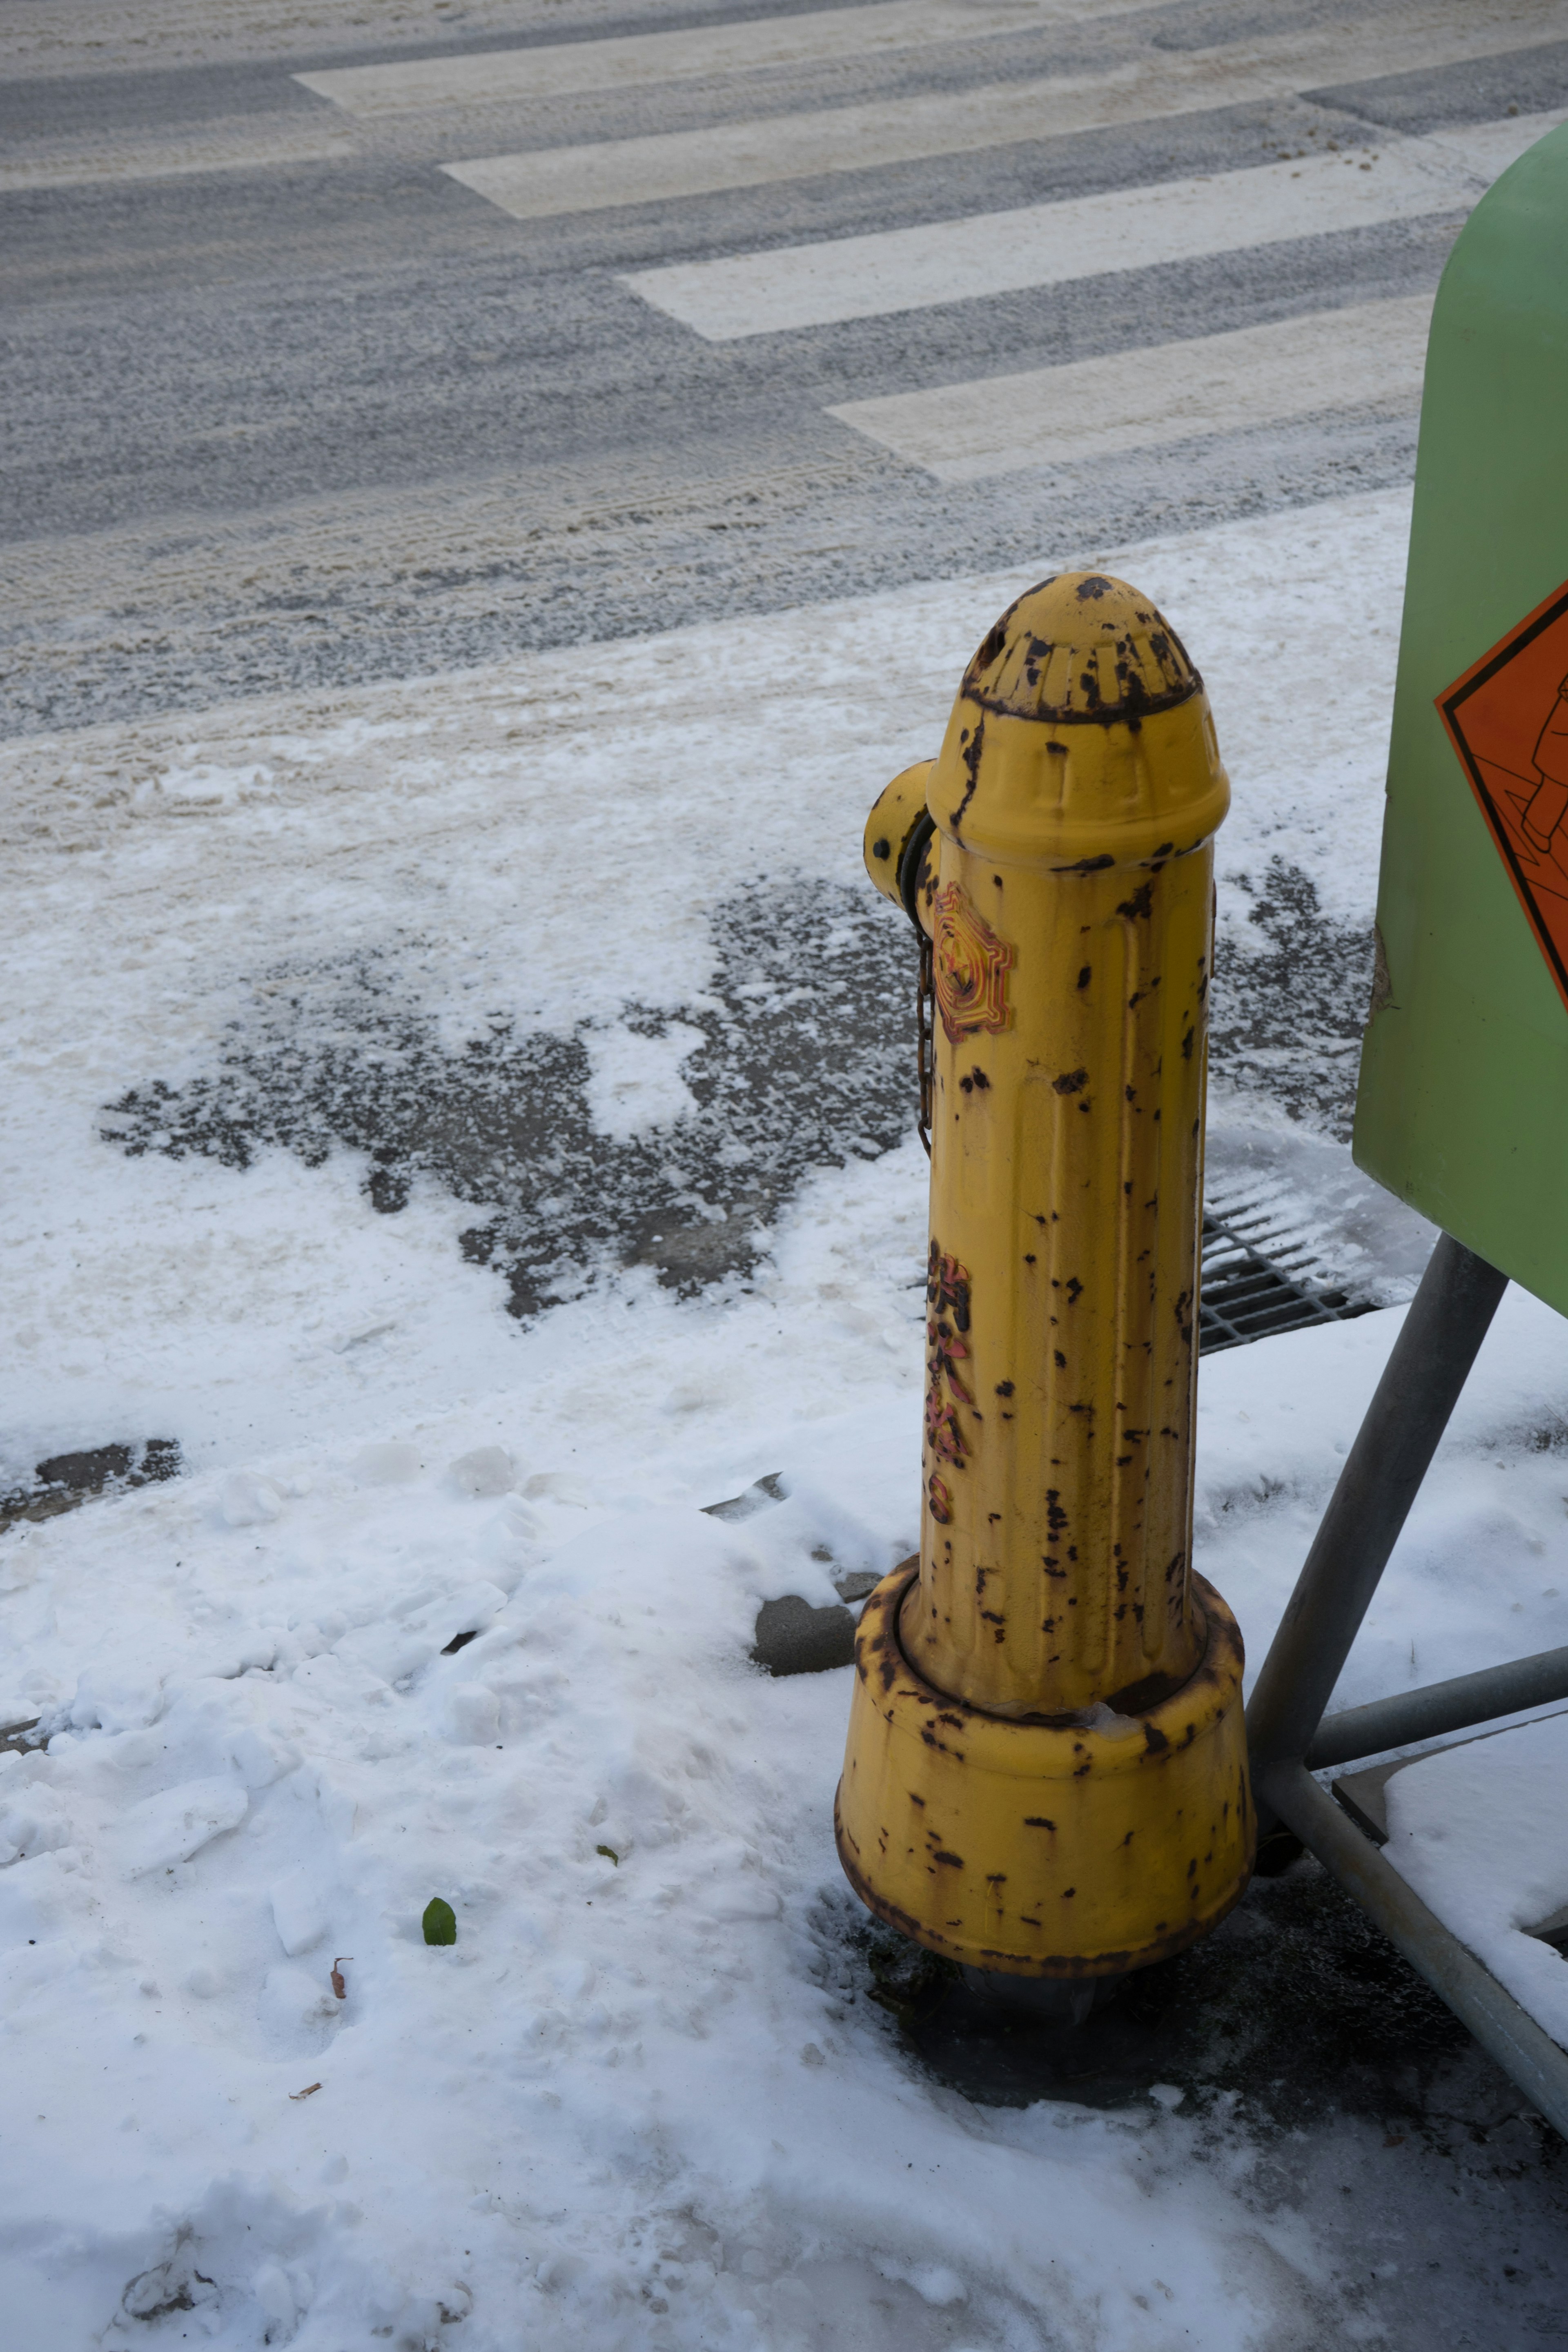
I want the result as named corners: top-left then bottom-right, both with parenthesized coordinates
top-left (624, 113), bottom-right (1564, 339)
top-left (825, 293), bottom-right (1434, 479)
top-left (438, 0), bottom-right (1567, 223)
top-left (295, 0), bottom-right (1153, 116)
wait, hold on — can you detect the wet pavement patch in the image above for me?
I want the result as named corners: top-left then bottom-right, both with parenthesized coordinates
top-left (813, 1856), bottom-right (1557, 2147)
top-left (0, 1438), bottom-right (182, 1537)
top-left (98, 880), bottom-right (917, 1315)
top-left (704, 1474), bottom-right (879, 1677)
top-left (1211, 858), bottom-right (1374, 1140)
top-left (750, 1593), bottom-right (859, 1677)
top-left (807, 1864), bottom-right (1568, 2344)
top-left (96, 859), bottom-right (1372, 1309)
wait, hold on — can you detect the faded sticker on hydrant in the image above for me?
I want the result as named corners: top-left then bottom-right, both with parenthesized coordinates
top-left (932, 884), bottom-right (1015, 1045)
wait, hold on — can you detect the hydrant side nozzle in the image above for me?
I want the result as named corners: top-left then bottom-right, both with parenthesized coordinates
top-left (864, 760), bottom-right (935, 924)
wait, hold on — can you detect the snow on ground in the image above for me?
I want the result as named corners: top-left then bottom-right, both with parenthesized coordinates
top-left (10, 482), bottom-right (1568, 2346)
top-left (6, 1204), bottom-right (1568, 2349)
top-left (1, 483), bottom-right (1410, 1476)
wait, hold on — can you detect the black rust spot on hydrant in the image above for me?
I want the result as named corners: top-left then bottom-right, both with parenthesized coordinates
top-left (950, 717), bottom-right (986, 835)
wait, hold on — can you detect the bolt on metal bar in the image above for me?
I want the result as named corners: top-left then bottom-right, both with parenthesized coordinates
top-left (1307, 1644), bottom-right (1568, 1771)
top-left (1263, 1759), bottom-right (1568, 2139)
top-left (1246, 1233), bottom-right (1510, 1776)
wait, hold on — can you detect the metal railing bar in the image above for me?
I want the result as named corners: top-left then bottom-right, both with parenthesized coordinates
top-left (1246, 1236), bottom-right (1510, 1776)
top-left (1306, 1645), bottom-right (1568, 1769)
top-left (1262, 1760), bottom-right (1568, 2137)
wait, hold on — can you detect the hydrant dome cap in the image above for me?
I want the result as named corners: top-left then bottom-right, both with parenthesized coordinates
top-left (964, 571), bottom-right (1200, 725)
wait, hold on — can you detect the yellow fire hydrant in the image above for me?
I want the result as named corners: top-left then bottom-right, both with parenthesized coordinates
top-left (837, 572), bottom-right (1253, 1984)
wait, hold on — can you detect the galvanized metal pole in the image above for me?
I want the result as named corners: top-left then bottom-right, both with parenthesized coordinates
top-left (1263, 1759), bottom-right (1568, 2140)
top-left (1245, 1233), bottom-right (1508, 1787)
top-left (1306, 1643), bottom-right (1568, 1771)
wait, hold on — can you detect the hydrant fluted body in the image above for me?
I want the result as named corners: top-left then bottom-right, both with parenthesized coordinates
top-left (838, 573), bottom-right (1254, 1980)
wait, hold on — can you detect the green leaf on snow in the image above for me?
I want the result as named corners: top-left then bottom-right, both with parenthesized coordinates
top-left (423, 1897), bottom-right (457, 1946)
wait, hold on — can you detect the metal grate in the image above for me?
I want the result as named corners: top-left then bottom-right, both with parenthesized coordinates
top-left (1199, 1203), bottom-right (1374, 1354)
top-left (900, 1197), bottom-right (1380, 1354)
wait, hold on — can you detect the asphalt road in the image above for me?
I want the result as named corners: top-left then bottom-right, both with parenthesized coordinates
top-left (5, 0), bottom-right (1565, 739)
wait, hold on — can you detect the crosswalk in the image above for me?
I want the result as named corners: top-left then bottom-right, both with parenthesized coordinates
top-left (294, 0), bottom-right (1155, 116)
top-left (827, 294), bottom-right (1433, 480)
top-left (601, 102), bottom-right (1564, 479)
top-left (624, 114), bottom-right (1560, 339)
top-left (312, 11), bottom-right (1566, 498)
top-left (302, 0), bottom-right (1568, 503)
top-left (421, 0), bottom-right (1568, 222)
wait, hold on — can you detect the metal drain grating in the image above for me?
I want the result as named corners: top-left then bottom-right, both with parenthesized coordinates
top-left (897, 1191), bottom-right (1383, 1355)
top-left (1200, 1202), bottom-right (1374, 1354)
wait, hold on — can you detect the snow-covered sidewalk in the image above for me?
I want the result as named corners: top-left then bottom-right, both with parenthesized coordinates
top-left (0, 486), bottom-right (1412, 1482)
top-left (7, 482), bottom-right (1568, 2346)
top-left (6, 1250), bottom-right (1568, 2348)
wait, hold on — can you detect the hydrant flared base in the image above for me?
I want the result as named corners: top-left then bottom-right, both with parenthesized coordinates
top-left (836, 1563), bottom-right (1253, 1979)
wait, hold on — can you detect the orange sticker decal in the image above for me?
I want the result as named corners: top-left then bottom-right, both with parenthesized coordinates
top-left (1438, 575), bottom-right (1568, 1013)
top-left (931, 884), bottom-right (1016, 1046)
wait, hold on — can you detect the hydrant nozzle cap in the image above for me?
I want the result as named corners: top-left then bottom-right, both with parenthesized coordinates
top-left (963, 571), bottom-right (1200, 724)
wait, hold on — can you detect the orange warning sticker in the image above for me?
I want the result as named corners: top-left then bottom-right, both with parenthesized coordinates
top-left (1439, 575), bottom-right (1568, 1013)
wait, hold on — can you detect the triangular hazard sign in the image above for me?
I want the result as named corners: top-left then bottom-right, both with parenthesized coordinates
top-left (1439, 575), bottom-right (1568, 1014)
